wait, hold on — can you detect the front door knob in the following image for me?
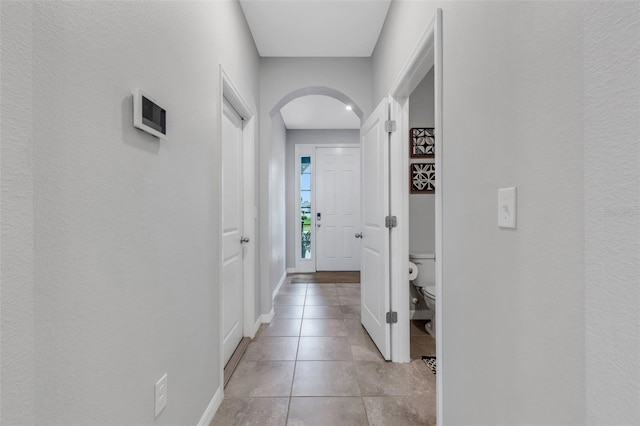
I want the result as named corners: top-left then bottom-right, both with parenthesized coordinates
top-left (240, 237), bottom-right (250, 244)
top-left (354, 232), bottom-right (363, 239)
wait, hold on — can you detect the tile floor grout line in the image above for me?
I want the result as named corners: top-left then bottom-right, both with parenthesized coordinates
top-left (344, 315), bottom-right (371, 425)
top-left (284, 279), bottom-right (305, 425)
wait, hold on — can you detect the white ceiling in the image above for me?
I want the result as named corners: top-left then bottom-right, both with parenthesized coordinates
top-left (241, 0), bottom-right (389, 128)
top-left (280, 95), bottom-right (360, 129)
top-left (239, 0), bottom-right (392, 57)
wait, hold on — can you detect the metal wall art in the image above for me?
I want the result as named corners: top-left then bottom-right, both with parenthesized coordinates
top-left (410, 162), bottom-right (435, 194)
top-left (410, 127), bottom-right (435, 158)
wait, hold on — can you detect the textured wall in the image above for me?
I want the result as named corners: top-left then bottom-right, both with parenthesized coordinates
top-left (375, 2), bottom-right (588, 424)
top-left (1, 2), bottom-right (36, 424)
top-left (1, 2), bottom-right (259, 424)
top-left (408, 69), bottom-right (435, 256)
top-left (268, 112), bottom-right (287, 304)
top-left (584, 2), bottom-right (640, 424)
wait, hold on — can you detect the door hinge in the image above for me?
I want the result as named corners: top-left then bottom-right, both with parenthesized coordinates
top-left (386, 311), bottom-right (398, 324)
top-left (385, 120), bottom-right (397, 133)
top-left (385, 215), bottom-right (397, 228)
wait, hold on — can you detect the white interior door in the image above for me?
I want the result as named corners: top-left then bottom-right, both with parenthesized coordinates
top-left (316, 147), bottom-right (361, 271)
top-left (222, 98), bottom-right (244, 366)
top-left (360, 99), bottom-right (391, 360)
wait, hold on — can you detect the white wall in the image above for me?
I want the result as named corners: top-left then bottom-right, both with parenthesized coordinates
top-left (584, 3), bottom-right (640, 425)
top-left (409, 69), bottom-right (435, 255)
top-left (285, 130), bottom-right (360, 269)
top-left (1, 3), bottom-right (36, 424)
top-left (259, 58), bottom-right (372, 309)
top-left (268, 112), bottom-right (287, 303)
top-left (374, 2), bottom-right (609, 424)
top-left (1, 2), bottom-right (259, 424)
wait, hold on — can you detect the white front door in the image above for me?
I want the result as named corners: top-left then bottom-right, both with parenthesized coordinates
top-left (316, 147), bottom-right (361, 271)
top-left (360, 99), bottom-right (391, 360)
top-left (222, 98), bottom-right (244, 366)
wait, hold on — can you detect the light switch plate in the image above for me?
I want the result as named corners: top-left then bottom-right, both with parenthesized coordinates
top-left (498, 187), bottom-right (517, 228)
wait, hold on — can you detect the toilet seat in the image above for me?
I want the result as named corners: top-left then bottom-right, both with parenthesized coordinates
top-left (412, 282), bottom-right (436, 300)
top-left (422, 285), bottom-right (436, 299)
top-left (423, 285), bottom-right (436, 299)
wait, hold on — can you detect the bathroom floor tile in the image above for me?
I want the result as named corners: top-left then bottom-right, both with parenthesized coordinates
top-left (355, 362), bottom-right (434, 396)
top-left (363, 396), bottom-right (436, 426)
top-left (242, 337), bottom-right (299, 361)
top-left (303, 305), bottom-right (344, 319)
top-left (300, 319), bottom-right (348, 336)
top-left (211, 397), bottom-right (289, 426)
top-left (292, 361), bottom-right (361, 396)
top-left (262, 319), bottom-right (302, 336)
top-left (224, 361), bottom-right (295, 397)
top-left (287, 397), bottom-right (368, 426)
top-left (274, 305), bottom-right (304, 319)
top-left (410, 320), bottom-right (430, 336)
top-left (410, 335), bottom-right (436, 359)
top-left (304, 294), bottom-right (341, 306)
top-left (297, 336), bottom-right (353, 360)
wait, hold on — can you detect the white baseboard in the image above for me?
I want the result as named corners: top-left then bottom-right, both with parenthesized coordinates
top-left (272, 271), bottom-right (287, 300)
top-left (251, 315), bottom-right (262, 337)
top-left (197, 385), bottom-right (223, 426)
top-left (286, 267), bottom-right (296, 274)
top-left (261, 307), bottom-right (275, 324)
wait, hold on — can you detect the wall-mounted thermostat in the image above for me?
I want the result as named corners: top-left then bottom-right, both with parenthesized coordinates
top-left (133, 88), bottom-right (166, 139)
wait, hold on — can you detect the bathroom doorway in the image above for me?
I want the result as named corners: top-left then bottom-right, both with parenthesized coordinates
top-left (407, 68), bottom-right (437, 368)
top-left (384, 8), bottom-right (442, 421)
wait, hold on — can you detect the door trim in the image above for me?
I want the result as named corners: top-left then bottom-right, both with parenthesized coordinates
top-left (218, 66), bottom-right (256, 395)
top-left (387, 9), bottom-right (443, 426)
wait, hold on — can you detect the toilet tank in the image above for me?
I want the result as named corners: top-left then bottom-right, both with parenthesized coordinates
top-left (409, 253), bottom-right (435, 287)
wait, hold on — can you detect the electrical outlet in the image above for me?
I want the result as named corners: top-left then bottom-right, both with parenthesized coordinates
top-left (155, 374), bottom-right (168, 417)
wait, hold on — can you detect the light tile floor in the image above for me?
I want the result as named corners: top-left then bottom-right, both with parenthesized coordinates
top-left (212, 277), bottom-right (436, 426)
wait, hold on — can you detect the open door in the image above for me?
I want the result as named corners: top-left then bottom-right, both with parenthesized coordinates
top-left (359, 99), bottom-right (391, 360)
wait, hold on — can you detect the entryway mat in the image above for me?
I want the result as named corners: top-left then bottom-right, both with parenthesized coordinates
top-left (290, 271), bottom-right (360, 284)
top-left (422, 356), bottom-right (437, 375)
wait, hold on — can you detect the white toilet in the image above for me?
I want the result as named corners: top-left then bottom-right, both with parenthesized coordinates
top-left (409, 253), bottom-right (436, 337)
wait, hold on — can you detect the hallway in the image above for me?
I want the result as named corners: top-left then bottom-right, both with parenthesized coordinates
top-left (212, 276), bottom-right (436, 425)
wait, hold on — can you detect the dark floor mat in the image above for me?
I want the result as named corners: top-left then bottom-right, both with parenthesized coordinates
top-left (290, 271), bottom-right (360, 283)
top-left (422, 356), bottom-right (437, 375)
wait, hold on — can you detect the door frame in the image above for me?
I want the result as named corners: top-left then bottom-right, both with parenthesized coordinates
top-left (218, 66), bottom-right (256, 388)
top-left (387, 8), bottom-right (444, 424)
top-left (293, 143), bottom-right (361, 273)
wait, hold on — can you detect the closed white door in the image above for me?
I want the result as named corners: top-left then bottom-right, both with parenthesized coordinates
top-left (316, 147), bottom-right (361, 271)
top-left (222, 98), bottom-right (244, 366)
top-left (360, 100), bottom-right (391, 360)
